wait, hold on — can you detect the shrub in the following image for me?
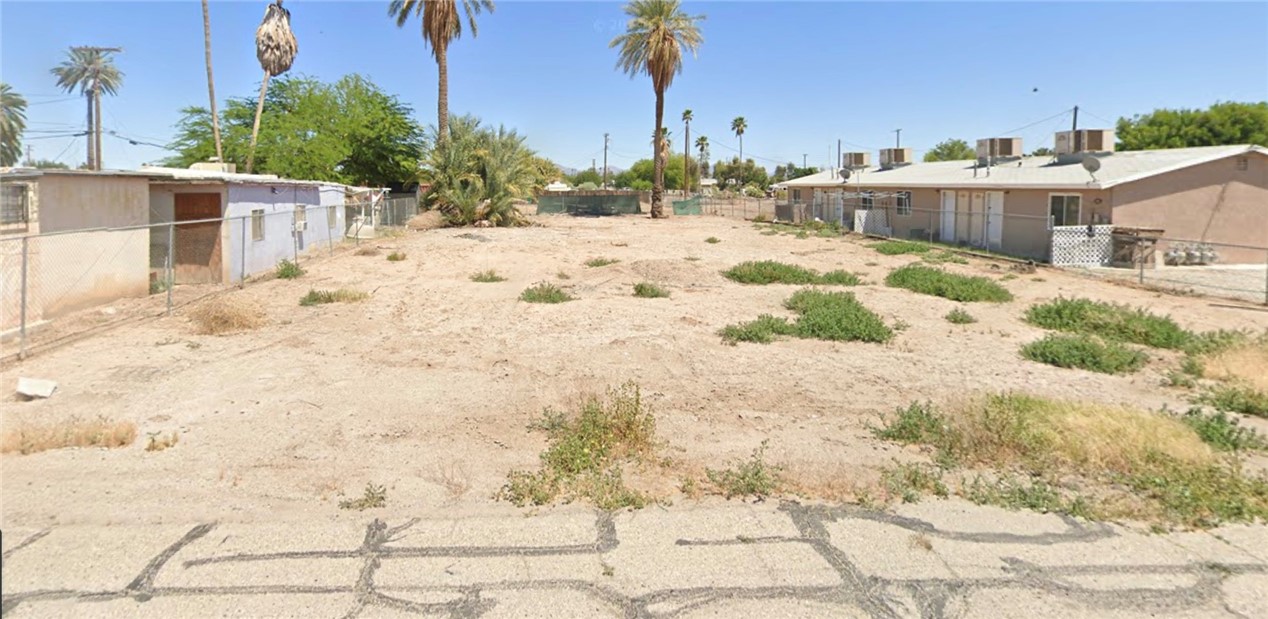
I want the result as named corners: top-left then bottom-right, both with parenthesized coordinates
top-left (883, 463), bottom-right (949, 503)
top-left (752, 213), bottom-right (770, 223)
top-left (1021, 333), bottom-right (1148, 374)
top-left (585, 257), bottom-right (620, 268)
top-left (300, 288), bottom-right (369, 306)
top-left (705, 237), bottom-right (721, 244)
top-left (945, 308), bottom-right (976, 324)
top-left (723, 260), bottom-right (859, 286)
top-left (720, 290), bottom-right (892, 345)
top-left (1024, 298), bottom-right (1192, 349)
top-left (965, 475), bottom-right (1089, 517)
top-left (718, 314), bottom-right (796, 345)
top-left (470, 270), bottom-right (507, 283)
top-left (1195, 384), bottom-right (1268, 418)
top-left (872, 240), bottom-right (931, 255)
top-left (386, 251), bottom-right (407, 262)
top-left (706, 440), bottom-right (782, 500)
top-left (145, 431), bottom-right (179, 452)
top-left (1178, 408), bottom-right (1268, 452)
top-left (922, 250), bottom-right (968, 265)
top-left (1, 417), bottom-right (137, 455)
top-left (520, 282), bottom-right (574, 304)
top-left (188, 296), bottom-right (266, 335)
top-left (632, 282), bottom-right (670, 298)
top-left (885, 264), bottom-right (1013, 302)
top-left (276, 259), bottom-right (304, 279)
top-left (339, 483), bottom-right (387, 510)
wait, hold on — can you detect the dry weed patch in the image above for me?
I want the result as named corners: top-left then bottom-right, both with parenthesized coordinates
top-left (2, 417), bottom-right (137, 455)
top-left (188, 296), bottom-right (267, 335)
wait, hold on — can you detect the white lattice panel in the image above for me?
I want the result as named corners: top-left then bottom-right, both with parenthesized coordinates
top-left (1051, 225), bottom-right (1113, 267)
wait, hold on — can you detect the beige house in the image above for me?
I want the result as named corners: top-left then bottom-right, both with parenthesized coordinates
top-left (781, 138), bottom-right (1268, 263)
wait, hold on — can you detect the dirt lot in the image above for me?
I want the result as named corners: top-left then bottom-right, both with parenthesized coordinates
top-left (3, 214), bottom-right (1267, 528)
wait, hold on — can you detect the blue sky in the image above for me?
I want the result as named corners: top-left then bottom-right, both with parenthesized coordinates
top-left (3, 1), bottom-right (1266, 172)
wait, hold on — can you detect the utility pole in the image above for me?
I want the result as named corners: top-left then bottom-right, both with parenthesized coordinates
top-left (1072, 105), bottom-right (1079, 133)
top-left (592, 158), bottom-right (597, 172)
top-left (602, 133), bottom-right (610, 189)
top-left (25, 145), bottom-right (33, 166)
top-left (837, 139), bottom-right (841, 172)
top-left (802, 153), bottom-right (807, 170)
top-left (72, 46), bottom-right (123, 171)
top-left (894, 129), bottom-right (902, 149)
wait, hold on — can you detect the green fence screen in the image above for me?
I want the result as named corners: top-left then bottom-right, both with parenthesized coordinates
top-left (672, 195), bottom-right (703, 215)
top-left (536, 191), bottom-right (643, 216)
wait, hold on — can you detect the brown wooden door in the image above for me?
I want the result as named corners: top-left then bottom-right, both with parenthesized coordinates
top-left (173, 193), bottom-right (222, 284)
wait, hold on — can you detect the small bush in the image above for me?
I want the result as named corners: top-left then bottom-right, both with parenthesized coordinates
top-left (149, 278), bottom-right (171, 295)
top-left (922, 250), bottom-right (968, 265)
top-left (873, 402), bottom-right (949, 446)
top-left (706, 440), bottom-right (782, 500)
top-left (752, 213), bottom-right (770, 223)
top-left (470, 270), bottom-right (507, 283)
top-left (300, 288), bottom-right (369, 306)
top-left (945, 308), bottom-right (976, 324)
top-left (1195, 384), bottom-right (1268, 418)
top-left (1179, 408), bottom-right (1268, 452)
top-left (1021, 333), bottom-right (1148, 374)
top-left (1024, 298), bottom-right (1192, 349)
top-left (276, 259), bottom-right (304, 279)
top-left (339, 483), bottom-right (387, 510)
top-left (720, 290), bottom-right (892, 345)
top-left (718, 314), bottom-right (796, 345)
top-left (723, 260), bottom-right (859, 286)
top-left (705, 237), bottom-right (721, 244)
top-left (632, 282), bottom-right (670, 298)
top-left (883, 463), bottom-right (948, 503)
top-left (520, 282), bottom-right (574, 304)
top-left (145, 431), bottom-right (179, 452)
top-left (188, 297), bottom-right (266, 335)
top-left (965, 475), bottom-right (1089, 517)
top-left (386, 251), bottom-right (407, 262)
top-left (872, 240), bottom-right (931, 255)
top-left (1, 417), bottom-right (137, 455)
top-left (885, 264), bottom-right (1013, 302)
top-left (585, 257), bottom-right (620, 268)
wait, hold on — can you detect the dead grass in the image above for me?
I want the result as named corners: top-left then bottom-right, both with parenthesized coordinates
top-left (2, 417), bottom-right (138, 455)
top-left (187, 296), bottom-right (267, 335)
top-left (428, 462), bottom-right (472, 500)
top-left (300, 288), bottom-right (370, 306)
top-left (355, 246), bottom-right (381, 256)
top-left (145, 431), bottom-right (179, 452)
top-left (1200, 339), bottom-right (1268, 391)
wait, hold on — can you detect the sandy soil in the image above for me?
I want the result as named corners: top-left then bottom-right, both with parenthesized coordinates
top-left (3, 214), bottom-right (1267, 528)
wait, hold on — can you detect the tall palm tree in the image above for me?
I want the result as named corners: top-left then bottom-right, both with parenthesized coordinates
top-left (681, 108), bottom-right (692, 194)
top-left (695, 135), bottom-right (708, 179)
top-left (51, 48), bottom-right (123, 170)
top-left (202, 0), bottom-right (223, 162)
top-left (389, 0), bottom-right (495, 143)
top-left (730, 116), bottom-right (746, 182)
top-left (611, 0), bottom-right (704, 218)
top-left (247, 0), bottom-right (298, 173)
top-left (0, 83), bottom-right (27, 167)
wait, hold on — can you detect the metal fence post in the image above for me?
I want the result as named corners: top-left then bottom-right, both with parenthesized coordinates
top-left (166, 223), bottom-right (174, 315)
top-left (1264, 249), bottom-right (1268, 305)
top-left (240, 216), bottom-right (247, 284)
top-left (19, 236), bottom-right (29, 358)
top-left (1139, 243), bottom-right (1146, 286)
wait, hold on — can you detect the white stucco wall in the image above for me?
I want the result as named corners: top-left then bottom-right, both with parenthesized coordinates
top-left (224, 183), bottom-right (344, 283)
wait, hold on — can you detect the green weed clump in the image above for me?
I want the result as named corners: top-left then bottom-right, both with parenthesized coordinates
top-left (1021, 333), bottom-right (1148, 374)
top-left (276, 259), bottom-right (304, 279)
top-left (720, 289), bottom-right (893, 345)
top-left (470, 270), bottom-right (507, 283)
top-left (883, 463), bottom-right (949, 503)
top-left (722, 260), bottom-right (860, 286)
top-left (872, 240), bottom-right (931, 255)
top-left (1024, 298), bottom-right (1192, 349)
top-left (1178, 408), bottom-right (1268, 452)
top-left (498, 383), bottom-right (656, 510)
top-left (706, 440), bottom-right (782, 500)
top-left (632, 282), bottom-right (670, 298)
top-left (921, 250), bottom-right (968, 265)
top-left (520, 282), bottom-right (574, 304)
top-left (705, 237), bottom-right (722, 244)
top-left (339, 483), bottom-right (387, 511)
top-left (945, 308), bottom-right (976, 324)
top-left (386, 251), bottom-right (407, 262)
top-left (585, 257), bottom-right (620, 268)
top-left (1195, 384), bottom-right (1268, 418)
top-left (885, 264), bottom-right (1013, 302)
top-left (299, 288), bottom-right (369, 306)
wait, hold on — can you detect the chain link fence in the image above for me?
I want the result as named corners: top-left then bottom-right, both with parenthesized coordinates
top-left (1, 203), bottom-right (371, 361)
top-left (1078, 235), bottom-right (1268, 305)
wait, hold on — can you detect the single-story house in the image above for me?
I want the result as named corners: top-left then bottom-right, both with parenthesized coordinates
top-left (781, 136), bottom-right (1268, 263)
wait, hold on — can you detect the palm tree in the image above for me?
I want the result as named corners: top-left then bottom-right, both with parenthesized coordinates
top-left (0, 83), bottom-right (27, 167)
top-left (247, 0), bottom-right (298, 173)
top-left (202, 0), bottom-right (223, 162)
top-left (681, 108), bottom-right (692, 194)
top-left (611, 0), bottom-right (704, 218)
top-left (389, 0), bottom-right (495, 143)
top-left (730, 116), bottom-right (746, 181)
top-left (695, 135), bottom-right (708, 178)
top-left (51, 48), bottom-right (123, 170)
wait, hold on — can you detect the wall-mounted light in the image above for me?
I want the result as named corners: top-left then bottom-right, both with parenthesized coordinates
top-left (1094, 198), bottom-right (1103, 205)
top-left (271, 187), bottom-right (281, 194)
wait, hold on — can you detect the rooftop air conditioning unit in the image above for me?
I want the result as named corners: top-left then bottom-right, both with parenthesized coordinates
top-left (842, 152), bottom-right (870, 169)
top-left (976, 137), bottom-right (1023, 164)
top-left (879, 148), bottom-right (913, 169)
top-left (189, 161), bottom-right (237, 173)
top-left (1055, 129), bottom-right (1115, 162)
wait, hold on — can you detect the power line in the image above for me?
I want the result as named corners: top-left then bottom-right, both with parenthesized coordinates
top-left (50, 136), bottom-right (82, 163)
top-left (1080, 109), bottom-right (1118, 126)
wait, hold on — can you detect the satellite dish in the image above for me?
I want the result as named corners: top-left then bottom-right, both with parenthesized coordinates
top-left (838, 168), bottom-right (851, 182)
top-left (1082, 156), bottom-right (1101, 173)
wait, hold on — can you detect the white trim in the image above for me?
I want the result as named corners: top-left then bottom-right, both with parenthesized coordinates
top-left (1047, 192), bottom-right (1082, 227)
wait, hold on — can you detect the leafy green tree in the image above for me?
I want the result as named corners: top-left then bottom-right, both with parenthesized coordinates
top-left (29, 159), bottom-right (69, 169)
top-left (0, 83), bottom-right (26, 167)
top-left (165, 74), bottom-right (424, 187)
top-left (569, 168), bottom-right (602, 186)
top-left (1030, 147), bottom-right (1054, 157)
top-left (772, 162), bottom-right (817, 181)
top-left (1115, 102), bottom-right (1268, 150)
top-left (713, 156), bottom-right (767, 189)
top-left (923, 138), bottom-right (974, 162)
top-left (613, 154), bottom-right (697, 190)
top-left (611, 0), bottom-right (704, 218)
top-left (527, 155), bottom-right (562, 193)
top-left (419, 115), bottom-right (540, 226)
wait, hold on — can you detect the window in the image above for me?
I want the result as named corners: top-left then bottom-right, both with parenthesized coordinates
top-left (327, 204), bottom-right (336, 229)
top-left (1, 183), bottom-right (30, 225)
top-left (1048, 194), bottom-right (1081, 227)
top-left (896, 191), bottom-right (912, 216)
top-left (294, 205), bottom-right (307, 231)
top-left (251, 209), bottom-right (265, 241)
top-left (860, 191), bottom-right (874, 210)
top-left (792, 189), bottom-right (802, 203)
top-left (1236, 157), bottom-right (1249, 172)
